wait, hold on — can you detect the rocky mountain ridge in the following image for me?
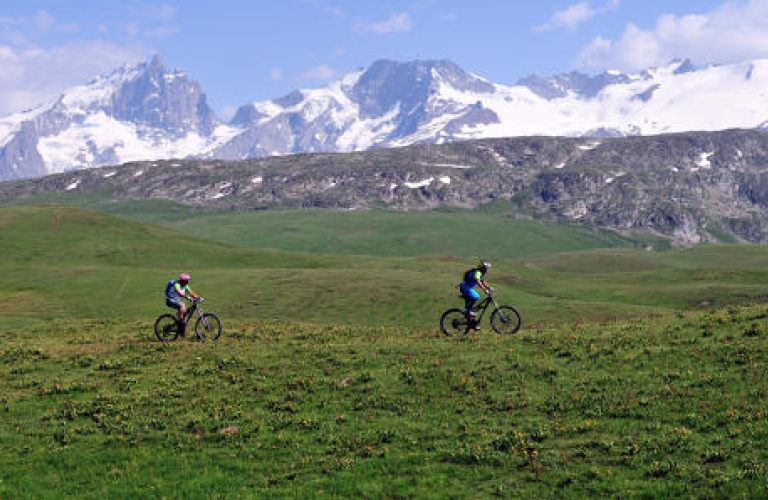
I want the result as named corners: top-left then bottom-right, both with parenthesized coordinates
top-left (3, 129), bottom-right (768, 246)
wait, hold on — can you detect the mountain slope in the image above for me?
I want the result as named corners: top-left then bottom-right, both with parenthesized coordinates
top-left (4, 129), bottom-right (768, 245)
top-left (0, 55), bottom-right (239, 181)
top-left (4, 56), bottom-right (768, 181)
top-left (217, 58), bottom-right (768, 158)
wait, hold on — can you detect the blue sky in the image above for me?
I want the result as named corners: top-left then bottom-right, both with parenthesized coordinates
top-left (1, 0), bottom-right (767, 119)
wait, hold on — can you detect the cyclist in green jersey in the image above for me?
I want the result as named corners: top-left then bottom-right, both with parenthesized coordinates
top-left (164, 273), bottom-right (200, 326)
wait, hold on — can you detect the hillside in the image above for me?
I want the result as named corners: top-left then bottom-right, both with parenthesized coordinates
top-left (3, 205), bottom-right (768, 331)
top-left (1, 306), bottom-right (766, 497)
top-left (4, 129), bottom-right (768, 245)
top-left (1, 205), bottom-right (767, 496)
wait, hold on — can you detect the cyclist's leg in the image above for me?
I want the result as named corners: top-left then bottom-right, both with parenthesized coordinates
top-left (167, 298), bottom-right (185, 324)
top-left (460, 285), bottom-right (479, 315)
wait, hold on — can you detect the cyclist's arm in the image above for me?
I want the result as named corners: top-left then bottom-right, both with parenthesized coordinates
top-left (174, 283), bottom-right (193, 300)
top-left (188, 288), bottom-right (200, 300)
top-left (479, 279), bottom-right (491, 294)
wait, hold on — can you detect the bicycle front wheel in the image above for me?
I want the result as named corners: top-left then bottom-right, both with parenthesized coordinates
top-left (490, 306), bottom-right (521, 335)
top-left (440, 309), bottom-right (471, 337)
top-left (154, 314), bottom-right (181, 342)
top-left (195, 313), bottom-right (222, 340)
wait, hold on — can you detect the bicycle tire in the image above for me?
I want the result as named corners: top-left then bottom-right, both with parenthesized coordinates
top-left (195, 313), bottom-right (222, 341)
top-left (490, 306), bottom-right (522, 335)
top-left (154, 314), bottom-right (181, 342)
top-left (440, 308), bottom-right (471, 337)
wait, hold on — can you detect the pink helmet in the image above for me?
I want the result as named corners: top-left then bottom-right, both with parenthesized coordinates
top-left (179, 273), bottom-right (191, 282)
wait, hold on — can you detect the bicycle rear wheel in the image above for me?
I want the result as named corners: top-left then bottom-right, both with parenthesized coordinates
top-left (440, 309), bottom-right (471, 337)
top-left (154, 314), bottom-right (181, 342)
top-left (490, 306), bottom-right (521, 335)
top-left (195, 313), bottom-right (222, 341)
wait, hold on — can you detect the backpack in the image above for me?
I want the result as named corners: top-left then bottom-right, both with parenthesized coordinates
top-left (463, 268), bottom-right (481, 282)
top-left (165, 280), bottom-right (177, 298)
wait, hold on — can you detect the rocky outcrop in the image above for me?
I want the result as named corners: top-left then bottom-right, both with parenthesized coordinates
top-left (5, 129), bottom-right (768, 246)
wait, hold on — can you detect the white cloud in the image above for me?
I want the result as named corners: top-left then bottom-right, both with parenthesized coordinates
top-left (301, 64), bottom-right (336, 81)
top-left (0, 41), bottom-right (147, 116)
top-left (143, 26), bottom-right (181, 39)
top-left (34, 10), bottom-right (55, 31)
top-left (220, 105), bottom-right (237, 122)
top-left (577, 0), bottom-right (768, 72)
top-left (536, 1), bottom-right (620, 32)
top-left (0, 9), bottom-right (80, 39)
top-left (269, 67), bottom-right (284, 81)
top-left (151, 4), bottom-right (178, 20)
top-left (358, 13), bottom-right (412, 34)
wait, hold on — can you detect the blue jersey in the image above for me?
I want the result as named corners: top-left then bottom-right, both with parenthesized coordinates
top-left (165, 280), bottom-right (188, 300)
top-left (462, 269), bottom-right (484, 288)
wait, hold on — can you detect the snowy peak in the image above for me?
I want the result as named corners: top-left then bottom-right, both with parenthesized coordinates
top-left (517, 70), bottom-right (633, 100)
top-left (5, 56), bottom-right (768, 182)
top-left (214, 58), bottom-right (502, 158)
top-left (110, 55), bottom-right (219, 136)
top-left (60, 54), bottom-right (219, 136)
top-left (350, 59), bottom-right (494, 118)
top-left (0, 54), bottom-right (237, 180)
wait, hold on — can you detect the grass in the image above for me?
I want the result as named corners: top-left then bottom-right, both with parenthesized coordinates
top-left (0, 307), bottom-right (766, 497)
top-left (2, 205), bottom-right (768, 330)
top-left (0, 204), bottom-right (767, 496)
top-left (6, 195), bottom-right (663, 258)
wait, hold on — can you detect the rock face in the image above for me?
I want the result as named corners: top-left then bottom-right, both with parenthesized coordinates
top-left (0, 55), bottom-right (236, 181)
top-left (6, 56), bottom-right (768, 181)
top-left (210, 59), bottom-right (500, 159)
top-left (4, 129), bottom-right (768, 246)
top-left (109, 55), bottom-right (219, 137)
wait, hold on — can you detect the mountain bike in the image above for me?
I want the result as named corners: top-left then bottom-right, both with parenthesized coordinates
top-left (154, 298), bottom-right (222, 342)
top-left (440, 292), bottom-right (521, 337)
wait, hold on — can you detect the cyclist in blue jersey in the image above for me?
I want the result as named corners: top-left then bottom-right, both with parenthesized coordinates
top-left (165, 273), bottom-right (200, 326)
top-left (460, 260), bottom-right (492, 328)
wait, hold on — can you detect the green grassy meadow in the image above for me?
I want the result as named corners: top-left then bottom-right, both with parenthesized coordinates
top-left (0, 203), bottom-right (767, 496)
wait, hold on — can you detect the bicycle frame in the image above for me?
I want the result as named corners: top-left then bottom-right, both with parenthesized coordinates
top-left (183, 299), bottom-right (203, 322)
top-left (469, 294), bottom-right (500, 322)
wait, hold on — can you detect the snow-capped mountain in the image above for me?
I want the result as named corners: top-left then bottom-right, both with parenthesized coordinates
top-left (3, 55), bottom-right (768, 181)
top-left (225, 57), bottom-right (768, 155)
top-left (0, 55), bottom-right (240, 181)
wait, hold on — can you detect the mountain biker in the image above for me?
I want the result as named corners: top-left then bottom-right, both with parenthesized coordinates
top-left (460, 260), bottom-right (492, 327)
top-left (165, 273), bottom-right (200, 326)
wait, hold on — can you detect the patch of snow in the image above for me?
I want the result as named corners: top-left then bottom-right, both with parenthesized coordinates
top-left (219, 182), bottom-right (231, 189)
top-left (555, 162), bottom-right (566, 169)
top-left (134, 170), bottom-right (144, 177)
top-left (66, 179), bottom-right (80, 190)
top-left (736, 149), bottom-right (743, 158)
top-left (404, 178), bottom-right (434, 189)
top-left (565, 202), bottom-right (588, 219)
top-left (579, 141), bottom-right (601, 151)
top-left (421, 163), bottom-right (474, 169)
top-left (483, 146), bottom-right (509, 166)
top-left (389, 183), bottom-right (398, 190)
top-left (672, 167), bottom-right (679, 172)
top-left (605, 177), bottom-right (614, 184)
top-left (438, 176), bottom-right (451, 184)
top-left (696, 151), bottom-right (714, 168)
top-left (102, 171), bottom-right (116, 178)
top-left (251, 176), bottom-right (262, 184)
top-left (212, 192), bottom-right (226, 199)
